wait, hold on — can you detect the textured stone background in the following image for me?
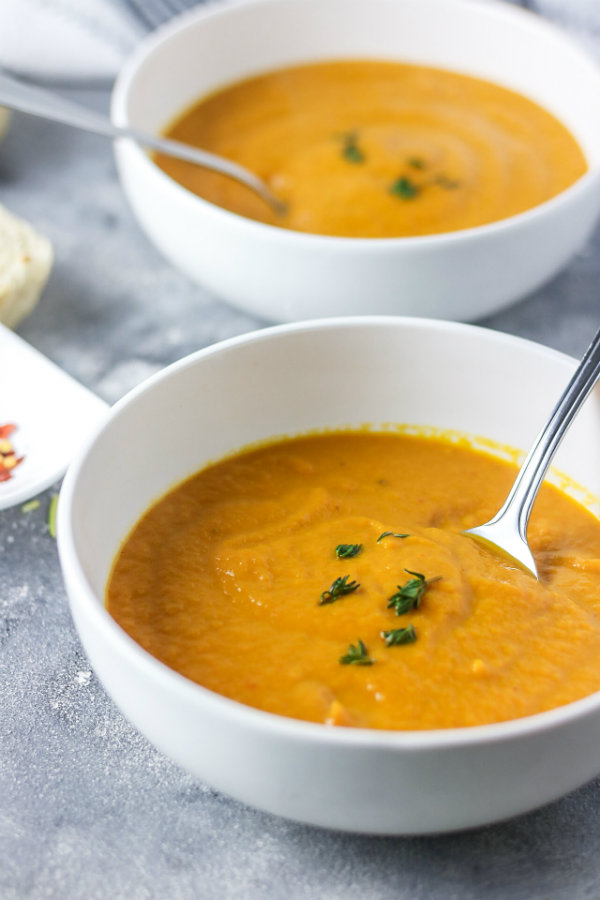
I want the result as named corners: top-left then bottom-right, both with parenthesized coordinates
top-left (3, 78), bottom-right (600, 900)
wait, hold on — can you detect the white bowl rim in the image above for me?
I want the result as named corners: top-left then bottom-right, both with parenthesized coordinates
top-left (111, 0), bottom-right (600, 249)
top-left (57, 315), bottom-right (600, 752)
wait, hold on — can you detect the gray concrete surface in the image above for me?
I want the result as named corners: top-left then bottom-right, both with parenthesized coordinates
top-left (3, 87), bottom-right (600, 900)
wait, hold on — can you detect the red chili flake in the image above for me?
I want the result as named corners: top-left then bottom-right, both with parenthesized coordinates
top-left (0, 423), bottom-right (24, 482)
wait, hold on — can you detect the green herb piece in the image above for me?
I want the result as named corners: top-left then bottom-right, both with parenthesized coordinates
top-left (339, 131), bottom-right (365, 164)
top-left (390, 177), bottom-right (420, 199)
top-left (47, 494), bottom-right (58, 539)
top-left (387, 569), bottom-right (440, 616)
top-left (377, 531), bottom-right (410, 543)
top-left (335, 543), bottom-right (363, 559)
top-left (339, 638), bottom-right (374, 666)
top-left (343, 143), bottom-right (365, 164)
top-left (381, 624), bottom-right (417, 646)
top-left (435, 174), bottom-right (460, 190)
top-left (21, 499), bottom-right (40, 514)
top-left (319, 574), bottom-right (360, 605)
top-left (407, 156), bottom-right (426, 170)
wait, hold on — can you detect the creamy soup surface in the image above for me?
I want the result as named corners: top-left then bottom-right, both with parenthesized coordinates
top-left (154, 60), bottom-right (587, 237)
top-left (106, 432), bottom-right (600, 730)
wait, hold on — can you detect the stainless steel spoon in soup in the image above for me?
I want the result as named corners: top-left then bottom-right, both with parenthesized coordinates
top-left (0, 70), bottom-right (286, 215)
top-left (465, 327), bottom-right (600, 578)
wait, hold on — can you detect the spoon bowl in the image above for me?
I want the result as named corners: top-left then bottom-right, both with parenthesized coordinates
top-left (464, 326), bottom-right (600, 578)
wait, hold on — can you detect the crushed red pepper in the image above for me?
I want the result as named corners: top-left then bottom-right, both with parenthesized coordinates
top-left (0, 424), bottom-right (24, 482)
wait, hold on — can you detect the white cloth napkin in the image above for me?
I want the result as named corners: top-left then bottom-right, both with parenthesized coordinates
top-left (0, 0), bottom-right (598, 83)
top-left (0, 0), bottom-right (144, 81)
top-left (528, 1), bottom-right (600, 57)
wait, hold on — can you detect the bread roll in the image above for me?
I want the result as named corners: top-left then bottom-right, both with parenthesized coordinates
top-left (0, 203), bottom-right (53, 327)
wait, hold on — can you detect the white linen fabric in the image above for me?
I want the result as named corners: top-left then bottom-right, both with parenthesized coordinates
top-left (528, 0), bottom-right (600, 57)
top-left (0, 0), bottom-right (144, 81)
top-left (0, 0), bottom-right (596, 83)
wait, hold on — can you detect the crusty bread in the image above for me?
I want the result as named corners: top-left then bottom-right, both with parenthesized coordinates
top-left (0, 203), bottom-right (53, 327)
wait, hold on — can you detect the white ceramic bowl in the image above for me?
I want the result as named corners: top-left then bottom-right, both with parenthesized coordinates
top-left (58, 317), bottom-right (600, 835)
top-left (112, 0), bottom-right (600, 323)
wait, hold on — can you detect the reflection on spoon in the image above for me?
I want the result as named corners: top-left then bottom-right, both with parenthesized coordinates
top-left (465, 326), bottom-right (600, 578)
top-left (0, 70), bottom-right (286, 216)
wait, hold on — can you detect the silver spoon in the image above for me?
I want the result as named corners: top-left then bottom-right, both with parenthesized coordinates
top-left (0, 70), bottom-right (285, 215)
top-left (465, 327), bottom-right (600, 578)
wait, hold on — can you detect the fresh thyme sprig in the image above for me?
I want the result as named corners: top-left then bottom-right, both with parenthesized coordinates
top-left (381, 624), bottom-right (417, 646)
top-left (319, 574), bottom-right (360, 605)
top-left (377, 531), bottom-right (410, 543)
top-left (389, 171), bottom-right (460, 201)
top-left (387, 569), bottom-right (440, 616)
top-left (335, 543), bottom-right (363, 559)
top-left (339, 638), bottom-right (374, 665)
top-left (390, 177), bottom-right (420, 199)
top-left (339, 130), bottom-right (365, 164)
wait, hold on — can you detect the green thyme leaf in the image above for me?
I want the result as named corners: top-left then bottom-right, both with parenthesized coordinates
top-left (343, 143), bottom-right (365, 163)
top-left (407, 156), bottom-right (426, 170)
top-left (387, 569), bottom-right (440, 615)
top-left (319, 574), bottom-right (360, 605)
top-left (335, 543), bottom-right (363, 559)
top-left (338, 131), bottom-right (365, 164)
top-left (390, 177), bottom-right (420, 199)
top-left (21, 499), bottom-right (40, 514)
top-left (377, 531), bottom-right (410, 543)
top-left (339, 638), bottom-right (374, 665)
top-left (381, 624), bottom-right (417, 646)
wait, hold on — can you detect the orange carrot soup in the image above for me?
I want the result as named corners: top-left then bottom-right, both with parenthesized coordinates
top-left (154, 60), bottom-right (587, 237)
top-left (106, 431), bottom-right (600, 730)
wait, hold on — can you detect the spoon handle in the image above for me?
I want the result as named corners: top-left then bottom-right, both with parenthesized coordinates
top-left (0, 71), bottom-right (284, 213)
top-left (491, 326), bottom-right (600, 540)
top-left (0, 70), bottom-right (114, 136)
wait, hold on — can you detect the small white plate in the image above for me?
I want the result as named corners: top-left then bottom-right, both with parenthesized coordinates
top-left (0, 323), bottom-right (108, 510)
